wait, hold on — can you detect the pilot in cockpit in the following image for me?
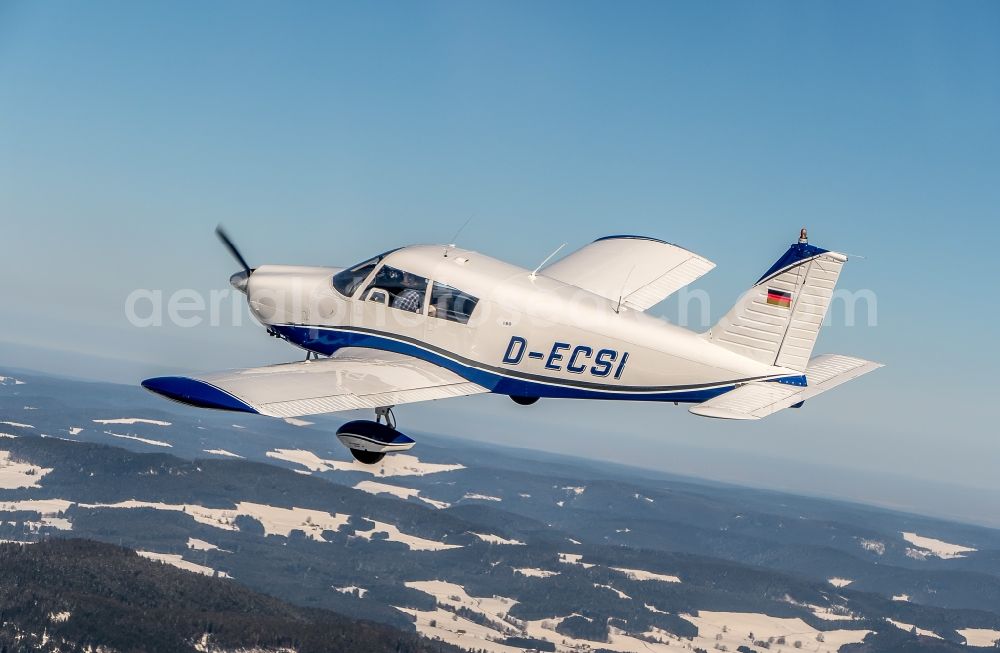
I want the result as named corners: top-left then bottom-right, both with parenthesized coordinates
top-left (391, 272), bottom-right (425, 313)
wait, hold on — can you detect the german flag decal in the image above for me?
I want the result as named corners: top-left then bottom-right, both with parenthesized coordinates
top-left (766, 288), bottom-right (792, 308)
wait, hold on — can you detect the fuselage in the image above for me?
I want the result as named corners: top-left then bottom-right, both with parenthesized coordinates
top-left (242, 245), bottom-right (798, 403)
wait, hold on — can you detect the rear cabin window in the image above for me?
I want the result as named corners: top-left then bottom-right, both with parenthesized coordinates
top-left (364, 266), bottom-right (429, 313)
top-left (429, 283), bottom-right (479, 324)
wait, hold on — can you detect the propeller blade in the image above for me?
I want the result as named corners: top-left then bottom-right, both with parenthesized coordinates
top-left (215, 225), bottom-right (252, 275)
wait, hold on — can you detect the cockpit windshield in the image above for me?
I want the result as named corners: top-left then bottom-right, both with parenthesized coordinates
top-left (331, 249), bottom-right (399, 297)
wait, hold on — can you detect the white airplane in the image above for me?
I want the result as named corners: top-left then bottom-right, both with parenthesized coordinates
top-left (143, 228), bottom-right (881, 464)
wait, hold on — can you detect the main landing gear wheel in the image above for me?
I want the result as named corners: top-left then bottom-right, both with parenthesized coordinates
top-left (335, 406), bottom-right (416, 465)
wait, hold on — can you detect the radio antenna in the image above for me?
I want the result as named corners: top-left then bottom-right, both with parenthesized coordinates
top-left (614, 264), bottom-right (637, 314)
top-left (444, 215), bottom-right (475, 257)
top-left (530, 243), bottom-right (566, 280)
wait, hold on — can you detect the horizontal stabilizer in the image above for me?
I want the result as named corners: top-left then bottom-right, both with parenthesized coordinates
top-left (689, 354), bottom-right (882, 420)
top-left (542, 235), bottom-right (715, 311)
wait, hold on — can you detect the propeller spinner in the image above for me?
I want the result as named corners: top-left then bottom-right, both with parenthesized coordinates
top-left (215, 225), bottom-right (253, 293)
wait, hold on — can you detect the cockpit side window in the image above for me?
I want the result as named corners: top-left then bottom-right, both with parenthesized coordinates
top-left (331, 249), bottom-right (399, 298)
top-left (429, 283), bottom-right (479, 324)
top-left (364, 266), bottom-right (429, 314)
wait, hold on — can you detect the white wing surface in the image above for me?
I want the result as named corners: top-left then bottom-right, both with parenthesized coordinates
top-left (142, 348), bottom-right (488, 418)
top-left (541, 236), bottom-right (715, 311)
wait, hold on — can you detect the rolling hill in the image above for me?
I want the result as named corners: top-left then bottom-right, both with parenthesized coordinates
top-left (2, 367), bottom-right (1000, 653)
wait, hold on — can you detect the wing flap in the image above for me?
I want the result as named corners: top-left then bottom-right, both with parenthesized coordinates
top-left (542, 236), bottom-right (715, 311)
top-left (689, 354), bottom-right (882, 420)
top-left (258, 381), bottom-right (486, 418)
top-left (143, 349), bottom-right (488, 418)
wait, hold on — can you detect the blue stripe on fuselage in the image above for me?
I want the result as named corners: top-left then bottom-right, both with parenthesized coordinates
top-left (270, 323), bottom-right (747, 404)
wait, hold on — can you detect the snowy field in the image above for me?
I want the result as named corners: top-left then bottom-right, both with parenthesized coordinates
top-left (0, 421), bottom-right (33, 429)
top-left (885, 617), bottom-right (941, 639)
top-left (187, 537), bottom-right (223, 552)
top-left (462, 492), bottom-right (502, 502)
top-left (681, 611), bottom-right (871, 653)
top-left (398, 577), bottom-right (875, 653)
top-left (202, 448), bottom-right (243, 458)
top-left (901, 531), bottom-right (977, 559)
top-left (354, 519), bottom-right (462, 551)
top-left (0, 489), bottom-right (467, 555)
top-left (611, 567), bottom-right (681, 583)
top-left (514, 567), bottom-right (559, 578)
top-left (959, 628), bottom-right (1000, 647)
top-left (353, 480), bottom-right (450, 509)
top-left (471, 532), bottom-right (525, 546)
top-left (0, 451), bottom-right (52, 489)
top-left (103, 430), bottom-right (172, 447)
top-left (138, 550), bottom-right (230, 578)
top-left (266, 448), bottom-right (464, 477)
top-left (93, 418), bottom-right (171, 426)
top-left (557, 552), bottom-right (594, 568)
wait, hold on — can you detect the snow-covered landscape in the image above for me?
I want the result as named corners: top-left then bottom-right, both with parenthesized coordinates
top-left (2, 368), bottom-right (1000, 653)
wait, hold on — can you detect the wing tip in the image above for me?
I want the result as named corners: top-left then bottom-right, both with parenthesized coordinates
top-left (141, 376), bottom-right (259, 414)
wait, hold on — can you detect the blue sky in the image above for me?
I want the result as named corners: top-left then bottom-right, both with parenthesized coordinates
top-left (2, 2), bottom-right (998, 521)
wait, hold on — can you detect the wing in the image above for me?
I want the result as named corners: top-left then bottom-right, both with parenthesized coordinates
top-left (541, 235), bottom-right (715, 311)
top-left (142, 348), bottom-right (488, 418)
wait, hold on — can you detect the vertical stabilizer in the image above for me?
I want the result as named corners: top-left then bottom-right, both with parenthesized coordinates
top-left (707, 229), bottom-right (848, 372)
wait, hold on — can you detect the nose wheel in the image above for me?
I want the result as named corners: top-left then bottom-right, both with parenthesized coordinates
top-left (336, 406), bottom-right (415, 465)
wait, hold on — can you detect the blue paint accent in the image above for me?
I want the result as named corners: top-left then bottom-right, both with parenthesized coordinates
top-left (502, 336), bottom-right (526, 364)
top-left (141, 377), bottom-right (259, 414)
top-left (772, 375), bottom-right (808, 387)
top-left (270, 324), bottom-right (741, 404)
top-left (567, 345), bottom-right (592, 374)
top-left (591, 348), bottom-right (616, 377)
top-left (545, 342), bottom-right (570, 370)
top-left (594, 234), bottom-right (671, 246)
top-left (614, 351), bottom-right (630, 380)
top-left (337, 420), bottom-right (414, 446)
top-left (755, 242), bottom-right (829, 286)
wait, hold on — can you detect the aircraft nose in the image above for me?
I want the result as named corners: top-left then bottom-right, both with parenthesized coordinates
top-left (229, 269), bottom-right (251, 294)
